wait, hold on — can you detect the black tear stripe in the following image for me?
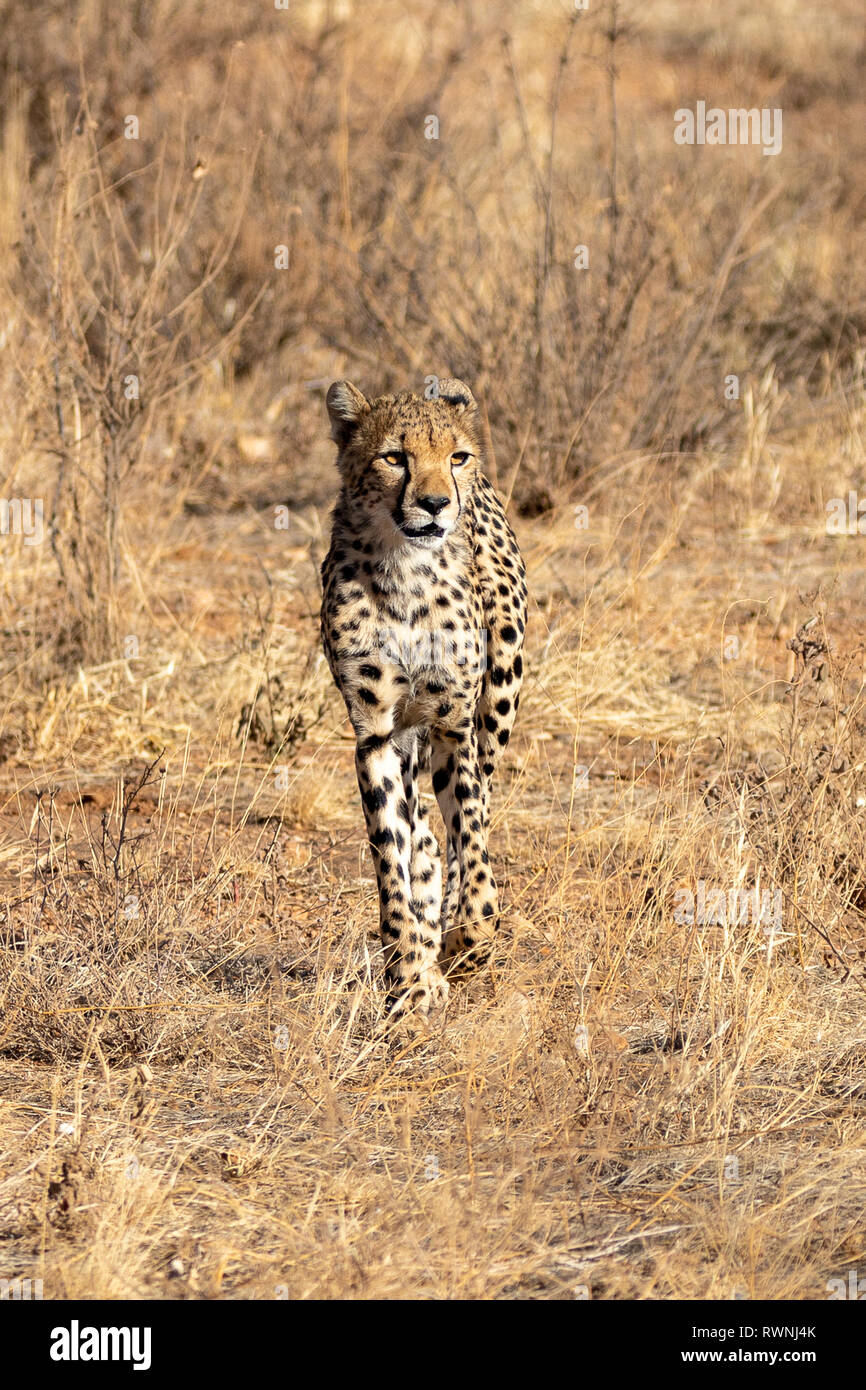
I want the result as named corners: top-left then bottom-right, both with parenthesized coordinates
top-left (394, 445), bottom-right (410, 528)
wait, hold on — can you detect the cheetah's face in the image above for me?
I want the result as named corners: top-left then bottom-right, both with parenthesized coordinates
top-left (326, 379), bottom-right (480, 548)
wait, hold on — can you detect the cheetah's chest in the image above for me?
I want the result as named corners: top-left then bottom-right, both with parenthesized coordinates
top-left (328, 540), bottom-right (486, 734)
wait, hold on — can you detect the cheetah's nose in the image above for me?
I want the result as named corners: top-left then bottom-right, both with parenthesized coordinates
top-left (417, 494), bottom-right (450, 516)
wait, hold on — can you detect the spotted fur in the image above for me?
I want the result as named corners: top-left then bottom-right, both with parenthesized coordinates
top-left (320, 379), bottom-right (527, 1016)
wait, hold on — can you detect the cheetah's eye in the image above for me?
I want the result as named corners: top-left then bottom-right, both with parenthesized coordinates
top-left (451, 452), bottom-right (471, 466)
top-left (379, 451), bottom-right (406, 468)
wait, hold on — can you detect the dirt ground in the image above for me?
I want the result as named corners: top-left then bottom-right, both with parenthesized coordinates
top-left (0, 0), bottom-right (865, 1299)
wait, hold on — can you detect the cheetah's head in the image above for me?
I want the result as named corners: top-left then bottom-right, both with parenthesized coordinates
top-left (326, 379), bottom-right (480, 548)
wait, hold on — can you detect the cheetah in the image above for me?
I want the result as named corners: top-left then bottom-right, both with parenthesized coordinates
top-left (320, 379), bottom-right (527, 1016)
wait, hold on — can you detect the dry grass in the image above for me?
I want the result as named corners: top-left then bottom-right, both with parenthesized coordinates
top-left (0, 0), bottom-right (865, 1300)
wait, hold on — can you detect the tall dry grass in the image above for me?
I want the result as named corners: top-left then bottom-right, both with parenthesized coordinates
top-left (0, 0), bottom-right (865, 1300)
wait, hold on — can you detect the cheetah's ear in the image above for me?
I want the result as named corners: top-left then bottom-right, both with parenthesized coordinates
top-left (326, 380), bottom-right (371, 449)
top-left (436, 378), bottom-right (477, 419)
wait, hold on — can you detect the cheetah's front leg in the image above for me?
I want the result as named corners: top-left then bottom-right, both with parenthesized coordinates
top-left (355, 736), bottom-right (447, 1016)
top-left (431, 728), bottom-right (499, 968)
top-left (401, 738), bottom-right (444, 945)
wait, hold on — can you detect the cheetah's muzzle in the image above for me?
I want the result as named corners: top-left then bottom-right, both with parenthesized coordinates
top-left (320, 377), bottom-right (527, 1018)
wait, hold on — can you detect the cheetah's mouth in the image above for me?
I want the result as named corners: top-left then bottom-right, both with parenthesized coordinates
top-left (400, 521), bottom-right (445, 541)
